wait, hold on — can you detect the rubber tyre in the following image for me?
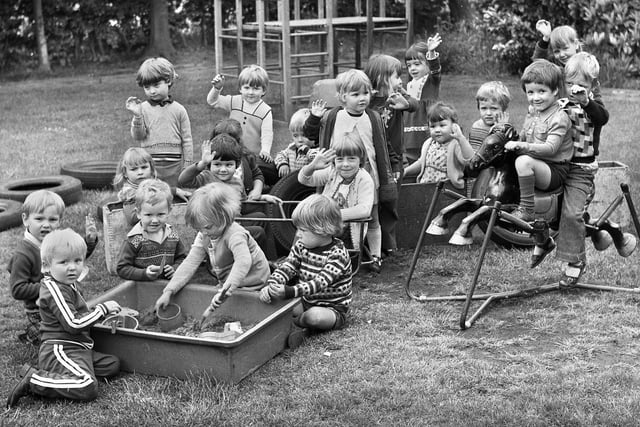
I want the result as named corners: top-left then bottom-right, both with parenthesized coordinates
top-left (0, 198), bottom-right (23, 231)
top-left (471, 169), bottom-right (558, 249)
top-left (60, 160), bottom-right (118, 189)
top-left (267, 171), bottom-right (316, 251)
top-left (0, 175), bottom-right (83, 206)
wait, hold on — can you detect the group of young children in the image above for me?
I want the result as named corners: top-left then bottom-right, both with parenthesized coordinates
top-left (6, 20), bottom-right (624, 408)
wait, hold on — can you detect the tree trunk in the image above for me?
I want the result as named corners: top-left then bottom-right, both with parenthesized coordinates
top-left (144, 0), bottom-right (176, 58)
top-left (33, 0), bottom-right (51, 72)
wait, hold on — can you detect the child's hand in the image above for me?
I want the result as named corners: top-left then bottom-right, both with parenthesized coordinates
top-left (200, 140), bottom-right (215, 167)
top-left (310, 99), bottom-right (327, 117)
top-left (155, 292), bottom-right (172, 311)
top-left (570, 84), bottom-right (589, 106)
top-left (427, 33), bottom-right (442, 51)
top-left (505, 141), bottom-right (528, 152)
top-left (268, 283), bottom-right (285, 299)
top-left (259, 286), bottom-right (272, 303)
top-left (495, 111), bottom-right (510, 125)
top-left (145, 265), bottom-right (163, 280)
top-left (536, 20), bottom-right (552, 40)
top-left (210, 288), bottom-right (230, 309)
top-left (103, 300), bottom-right (121, 314)
top-left (125, 96), bottom-right (143, 116)
top-left (247, 188), bottom-right (262, 200)
top-left (261, 194), bottom-right (283, 204)
top-left (308, 148), bottom-right (336, 170)
top-left (278, 164), bottom-right (290, 177)
top-left (387, 92), bottom-right (409, 110)
top-left (211, 74), bottom-right (225, 90)
top-left (260, 151), bottom-right (273, 163)
top-left (163, 264), bottom-right (175, 279)
top-left (451, 123), bottom-right (465, 141)
top-left (85, 214), bottom-right (98, 243)
top-left (175, 187), bottom-right (191, 202)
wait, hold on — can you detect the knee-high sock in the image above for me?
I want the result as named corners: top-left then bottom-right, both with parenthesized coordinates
top-left (518, 174), bottom-right (536, 212)
top-left (366, 227), bottom-right (382, 257)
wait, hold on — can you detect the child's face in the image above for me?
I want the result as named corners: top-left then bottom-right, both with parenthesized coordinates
top-left (125, 162), bottom-right (153, 184)
top-left (428, 118), bottom-right (455, 144)
top-left (565, 76), bottom-right (593, 103)
top-left (389, 71), bottom-right (403, 92)
top-left (553, 42), bottom-right (579, 66)
top-left (524, 82), bottom-right (558, 112)
top-left (340, 88), bottom-right (371, 115)
top-left (296, 228), bottom-right (332, 249)
top-left (239, 84), bottom-right (266, 104)
top-left (209, 159), bottom-right (238, 182)
top-left (46, 249), bottom-right (85, 285)
top-left (137, 200), bottom-right (169, 234)
top-left (478, 100), bottom-right (505, 127)
top-left (22, 205), bottom-right (62, 242)
top-left (291, 131), bottom-right (313, 149)
top-left (143, 80), bottom-right (170, 102)
top-left (335, 155), bottom-right (360, 180)
top-left (406, 59), bottom-right (428, 81)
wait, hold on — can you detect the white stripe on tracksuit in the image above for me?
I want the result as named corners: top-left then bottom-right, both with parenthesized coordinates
top-left (30, 344), bottom-right (93, 389)
top-left (44, 280), bottom-right (105, 330)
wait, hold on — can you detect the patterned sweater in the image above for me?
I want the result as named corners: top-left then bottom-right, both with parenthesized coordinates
top-left (130, 99), bottom-right (194, 187)
top-left (116, 223), bottom-right (187, 281)
top-left (269, 238), bottom-right (352, 310)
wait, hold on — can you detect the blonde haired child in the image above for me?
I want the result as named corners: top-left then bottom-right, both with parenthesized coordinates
top-left (304, 69), bottom-right (399, 272)
top-left (113, 147), bottom-right (157, 225)
top-left (154, 182), bottom-right (270, 313)
top-left (6, 229), bottom-right (121, 408)
top-left (298, 132), bottom-right (375, 252)
top-left (274, 108), bottom-right (316, 177)
top-left (260, 194), bottom-right (352, 346)
top-left (469, 81), bottom-right (512, 152)
top-left (8, 190), bottom-right (97, 346)
top-left (207, 65), bottom-right (278, 185)
top-left (404, 34), bottom-right (443, 164)
top-left (505, 59), bottom-right (573, 222)
top-left (404, 102), bottom-right (474, 190)
top-left (125, 57), bottom-right (193, 187)
top-left (116, 179), bottom-right (187, 281)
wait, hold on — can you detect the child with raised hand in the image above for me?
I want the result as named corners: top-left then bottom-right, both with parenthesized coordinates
top-left (298, 132), bottom-right (375, 252)
top-left (404, 102), bottom-right (474, 190)
top-left (6, 229), bottom-right (120, 409)
top-left (116, 179), bottom-right (188, 281)
top-left (113, 147), bottom-right (157, 225)
top-left (154, 182), bottom-right (270, 313)
top-left (274, 108), bottom-right (317, 177)
top-left (259, 194), bottom-right (352, 346)
top-left (504, 59), bottom-right (573, 222)
top-left (126, 57), bottom-right (193, 188)
top-left (469, 81), bottom-right (512, 152)
top-left (404, 33), bottom-right (443, 164)
top-left (8, 190), bottom-right (98, 347)
top-left (207, 65), bottom-right (278, 185)
top-left (303, 69), bottom-right (399, 272)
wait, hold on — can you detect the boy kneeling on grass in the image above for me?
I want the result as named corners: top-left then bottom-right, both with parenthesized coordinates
top-left (260, 194), bottom-right (352, 348)
top-left (7, 229), bottom-right (121, 409)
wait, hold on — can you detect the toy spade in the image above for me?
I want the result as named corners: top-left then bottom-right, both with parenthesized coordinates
top-left (199, 288), bottom-right (228, 329)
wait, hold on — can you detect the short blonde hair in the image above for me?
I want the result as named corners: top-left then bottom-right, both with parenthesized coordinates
top-left (136, 57), bottom-right (178, 87)
top-left (332, 131), bottom-right (366, 167)
top-left (41, 228), bottom-right (87, 267)
top-left (134, 179), bottom-right (173, 210)
top-left (292, 194), bottom-right (343, 237)
top-left (185, 182), bottom-right (241, 230)
top-left (475, 81), bottom-right (511, 111)
top-left (335, 69), bottom-right (372, 96)
top-left (113, 147), bottom-right (157, 188)
top-left (22, 190), bottom-right (65, 217)
top-left (565, 52), bottom-right (600, 82)
top-left (289, 108), bottom-right (311, 133)
top-left (550, 25), bottom-right (580, 51)
top-left (238, 64), bottom-right (269, 91)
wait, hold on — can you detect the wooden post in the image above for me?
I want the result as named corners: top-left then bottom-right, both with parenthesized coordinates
top-left (256, 0), bottom-right (266, 66)
top-left (214, 0), bottom-right (223, 74)
top-left (406, 0), bottom-right (413, 48)
top-left (282, 0), bottom-right (293, 119)
top-left (366, 0), bottom-right (373, 59)
top-left (235, 0), bottom-right (244, 73)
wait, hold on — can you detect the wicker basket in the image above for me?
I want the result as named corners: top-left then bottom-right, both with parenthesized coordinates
top-left (102, 201), bottom-right (196, 275)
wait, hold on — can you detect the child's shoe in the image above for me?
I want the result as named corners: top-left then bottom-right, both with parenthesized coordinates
top-left (529, 237), bottom-right (556, 268)
top-left (6, 364), bottom-right (36, 409)
top-left (559, 261), bottom-right (586, 288)
top-left (287, 326), bottom-right (310, 349)
top-left (510, 206), bottom-right (534, 222)
top-left (591, 230), bottom-right (613, 251)
top-left (368, 256), bottom-right (382, 274)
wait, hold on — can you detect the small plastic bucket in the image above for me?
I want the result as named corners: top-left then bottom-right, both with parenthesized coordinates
top-left (102, 314), bottom-right (139, 330)
top-left (157, 303), bottom-right (184, 332)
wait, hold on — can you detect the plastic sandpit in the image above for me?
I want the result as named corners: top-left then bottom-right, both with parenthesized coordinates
top-left (88, 280), bottom-right (299, 382)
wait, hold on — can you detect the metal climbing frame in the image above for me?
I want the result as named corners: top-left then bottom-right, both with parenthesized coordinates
top-left (213, 0), bottom-right (413, 120)
top-left (404, 181), bottom-right (640, 330)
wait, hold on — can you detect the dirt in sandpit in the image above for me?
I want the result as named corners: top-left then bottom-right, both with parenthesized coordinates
top-left (136, 310), bottom-right (257, 337)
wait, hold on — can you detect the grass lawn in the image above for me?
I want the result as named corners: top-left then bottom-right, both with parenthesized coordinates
top-left (1, 53), bottom-right (640, 425)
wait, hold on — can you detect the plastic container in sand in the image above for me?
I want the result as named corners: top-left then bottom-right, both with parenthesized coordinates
top-left (102, 314), bottom-right (139, 332)
top-left (157, 303), bottom-right (184, 332)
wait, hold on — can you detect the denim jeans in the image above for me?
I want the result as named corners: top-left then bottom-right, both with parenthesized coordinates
top-left (556, 163), bottom-right (597, 264)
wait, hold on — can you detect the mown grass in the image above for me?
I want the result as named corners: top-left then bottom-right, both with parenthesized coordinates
top-left (1, 51), bottom-right (640, 426)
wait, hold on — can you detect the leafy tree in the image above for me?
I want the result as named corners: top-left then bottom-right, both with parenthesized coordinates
top-left (144, 0), bottom-right (175, 58)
